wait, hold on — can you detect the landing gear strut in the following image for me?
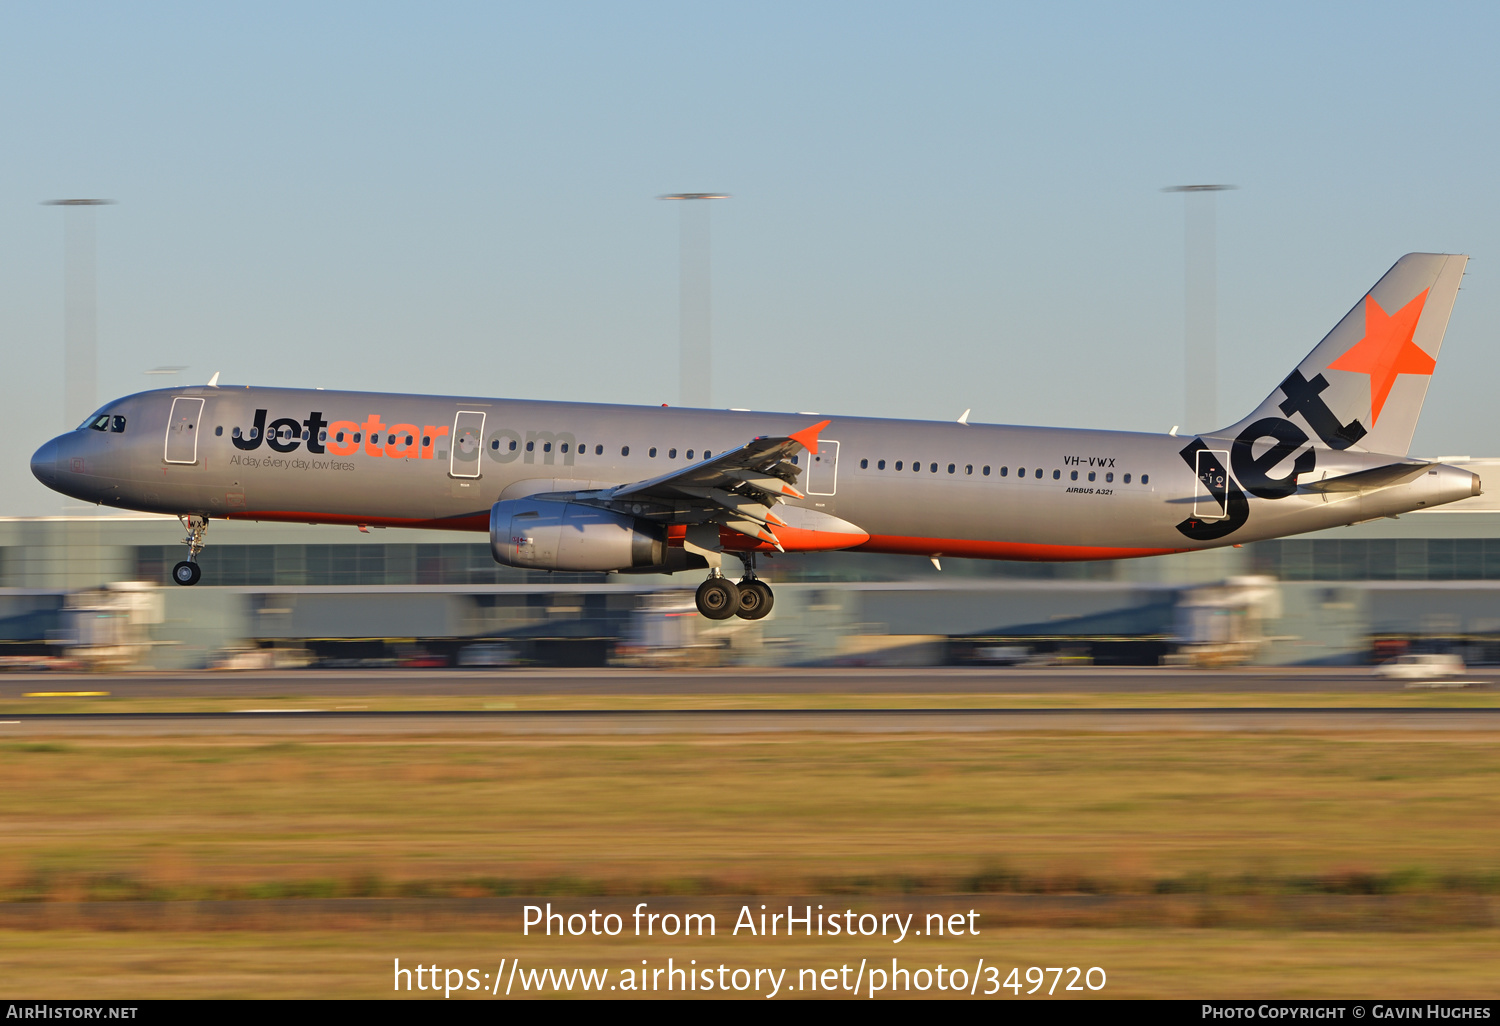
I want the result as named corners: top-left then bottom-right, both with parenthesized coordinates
top-left (172, 514), bottom-right (208, 587)
top-left (733, 553), bottom-right (774, 620)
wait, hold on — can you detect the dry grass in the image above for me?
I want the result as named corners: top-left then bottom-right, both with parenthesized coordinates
top-left (2, 729), bottom-right (1498, 901)
top-left (4, 716), bottom-right (1499, 997)
top-left (2, 927), bottom-right (1498, 998)
top-left (3, 688), bottom-right (1498, 715)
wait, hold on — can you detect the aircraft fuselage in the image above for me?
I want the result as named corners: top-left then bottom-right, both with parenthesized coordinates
top-left (30, 384), bottom-right (1479, 561)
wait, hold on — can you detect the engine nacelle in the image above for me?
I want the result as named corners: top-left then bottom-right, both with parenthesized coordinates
top-left (490, 499), bottom-right (666, 572)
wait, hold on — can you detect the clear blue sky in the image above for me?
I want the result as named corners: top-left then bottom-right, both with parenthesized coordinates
top-left (4, 1), bottom-right (1498, 514)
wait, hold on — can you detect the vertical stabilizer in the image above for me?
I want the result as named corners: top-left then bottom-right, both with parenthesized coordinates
top-left (1218, 253), bottom-right (1466, 457)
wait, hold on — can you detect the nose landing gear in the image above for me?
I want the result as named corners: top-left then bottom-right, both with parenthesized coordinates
top-left (172, 514), bottom-right (209, 587)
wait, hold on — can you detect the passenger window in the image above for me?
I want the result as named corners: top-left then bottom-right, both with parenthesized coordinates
top-left (251, 427), bottom-right (260, 440)
top-left (622, 446), bottom-right (630, 456)
top-left (596, 445), bottom-right (604, 455)
top-left (333, 431), bottom-right (342, 442)
top-left (895, 461), bottom-right (903, 470)
top-left (703, 450), bottom-right (711, 458)
top-left (984, 466), bottom-right (991, 476)
top-left (649, 447), bottom-right (657, 458)
top-left (668, 448), bottom-right (676, 458)
top-left (320, 431), bottom-right (327, 442)
top-left (947, 463), bottom-right (955, 474)
top-left (1052, 469), bottom-right (1060, 480)
top-left (233, 427), bottom-right (243, 439)
top-left (562, 443), bottom-right (570, 453)
top-left (1141, 474), bottom-right (1149, 485)
top-left (792, 456), bottom-right (799, 465)
top-left (386, 434), bottom-right (395, 444)
top-left (510, 440), bottom-right (518, 451)
top-left (527, 441), bottom-right (535, 452)
top-left (543, 442), bottom-right (552, 453)
top-left (686, 449), bottom-right (694, 459)
top-left (930, 463), bottom-right (938, 473)
top-left (1070, 470), bottom-right (1078, 481)
top-left (1018, 467), bottom-right (1026, 477)
top-left (860, 458), bottom-right (868, 469)
top-left (302, 430), bottom-right (310, 441)
top-left (1088, 471), bottom-right (1095, 482)
top-left (1105, 472), bottom-right (1113, 483)
top-left (491, 440), bottom-right (499, 450)
top-left (913, 462), bottom-right (921, 472)
top-left (1123, 473), bottom-right (1131, 484)
top-left (214, 426), bottom-right (223, 437)
top-left (965, 465), bottom-right (972, 475)
top-left (352, 432), bottom-right (359, 443)
top-left (878, 460), bottom-right (886, 470)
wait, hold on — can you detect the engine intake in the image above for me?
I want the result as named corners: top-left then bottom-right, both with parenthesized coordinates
top-left (490, 499), bottom-right (666, 572)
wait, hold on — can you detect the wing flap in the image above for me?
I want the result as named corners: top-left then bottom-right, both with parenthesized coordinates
top-left (581, 420), bottom-right (832, 549)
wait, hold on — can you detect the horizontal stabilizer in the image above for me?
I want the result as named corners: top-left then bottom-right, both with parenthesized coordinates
top-left (1302, 462), bottom-right (1429, 494)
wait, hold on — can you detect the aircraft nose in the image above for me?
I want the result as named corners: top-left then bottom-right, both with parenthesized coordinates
top-left (30, 437), bottom-right (59, 488)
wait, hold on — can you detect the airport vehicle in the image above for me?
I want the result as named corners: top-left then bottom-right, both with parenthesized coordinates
top-left (1374, 653), bottom-right (1467, 679)
top-left (30, 254), bottom-right (1480, 619)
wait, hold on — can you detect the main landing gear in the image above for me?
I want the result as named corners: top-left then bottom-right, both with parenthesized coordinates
top-left (693, 557), bottom-right (775, 621)
top-left (172, 514), bottom-right (208, 587)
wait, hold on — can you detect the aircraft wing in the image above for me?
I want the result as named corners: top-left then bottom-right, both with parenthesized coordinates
top-left (591, 419), bottom-right (831, 548)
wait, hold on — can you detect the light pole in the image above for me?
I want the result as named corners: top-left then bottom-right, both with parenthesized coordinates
top-left (659, 193), bottom-right (729, 408)
top-left (1164, 185), bottom-right (1235, 433)
top-left (44, 198), bottom-right (114, 432)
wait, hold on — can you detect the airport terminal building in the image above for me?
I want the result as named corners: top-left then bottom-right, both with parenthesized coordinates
top-left (5, 460), bottom-right (1500, 668)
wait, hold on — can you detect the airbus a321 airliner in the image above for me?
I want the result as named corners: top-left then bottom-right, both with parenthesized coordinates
top-left (29, 253), bottom-right (1481, 619)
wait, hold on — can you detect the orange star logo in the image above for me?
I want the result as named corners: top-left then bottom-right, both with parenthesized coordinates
top-left (1326, 289), bottom-right (1433, 425)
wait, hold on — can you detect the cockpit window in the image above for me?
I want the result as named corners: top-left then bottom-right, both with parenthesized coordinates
top-left (79, 410), bottom-right (126, 432)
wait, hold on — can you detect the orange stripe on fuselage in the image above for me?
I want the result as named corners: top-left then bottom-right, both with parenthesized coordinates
top-left (222, 514), bottom-right (1184, 562)
top-left (720, 523), bottom-right (868, 553)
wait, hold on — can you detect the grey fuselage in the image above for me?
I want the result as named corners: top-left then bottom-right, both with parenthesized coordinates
top-left (30, 385), bottom-right (1480, 563)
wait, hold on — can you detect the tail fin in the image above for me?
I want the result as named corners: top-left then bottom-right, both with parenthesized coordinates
top-left (1218, 253), bottom-right (1467, 457)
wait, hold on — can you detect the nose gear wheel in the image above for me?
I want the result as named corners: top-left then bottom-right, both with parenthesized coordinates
top-left (173, 514), bottom-right (209, 586)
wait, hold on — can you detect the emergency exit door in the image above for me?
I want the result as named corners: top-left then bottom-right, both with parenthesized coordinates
top-left (449, 410), bottom-right (486, 478)
top-left (805, 440), bottom-right (840, 496)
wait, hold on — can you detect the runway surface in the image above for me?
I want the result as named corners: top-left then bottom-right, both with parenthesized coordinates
top-left (2, 665), bottom-right (1495, 699)
top-left (3, 706), bottom-right (1498, 736)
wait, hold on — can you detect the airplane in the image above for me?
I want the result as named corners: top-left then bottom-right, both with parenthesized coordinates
top-left (30, 253), bottom-right (1480, 619)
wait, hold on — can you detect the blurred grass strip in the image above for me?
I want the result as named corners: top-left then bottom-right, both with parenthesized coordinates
top-left (2, 731), bottom-right (1497, 903)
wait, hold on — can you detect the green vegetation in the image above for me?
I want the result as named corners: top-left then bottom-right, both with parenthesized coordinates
top-left (4, 730), bottom-right (1498, 901)
top-left (2, 711), bottom-right (1497, 996)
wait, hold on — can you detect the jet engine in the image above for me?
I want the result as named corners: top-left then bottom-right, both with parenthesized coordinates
top-left (489, 499), bottom-right (666, 572)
